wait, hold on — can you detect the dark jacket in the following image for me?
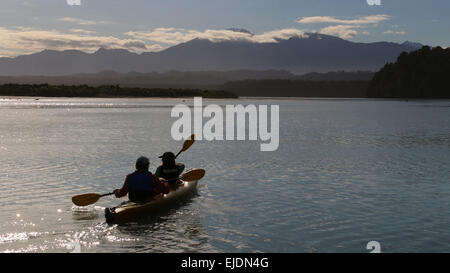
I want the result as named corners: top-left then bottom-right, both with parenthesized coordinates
top-left (155, 163), bottom-right (185, 184)
top-left (114, 170), bottom-right (169, 201)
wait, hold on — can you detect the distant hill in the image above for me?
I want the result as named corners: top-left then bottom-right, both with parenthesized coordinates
top-left (0, 70), bottom-right (295, 89)
top-left (0, 33), bottom-right (422, 76)
top-left (222, 79), bottom-right (369, 98)
top-left (368, 46), bottom-right (450, 98)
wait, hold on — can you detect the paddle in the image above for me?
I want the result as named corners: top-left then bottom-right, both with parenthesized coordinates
top-left (175, 134), bottom-right (195, 159)
top-left (71, 168), bottom-right (205, 207)
top-left (178, 168), bottom-right (205, 182)
top-left (72, 192), bottom-right (114, 207)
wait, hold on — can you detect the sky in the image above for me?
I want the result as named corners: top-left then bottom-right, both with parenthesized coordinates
top-left (0, 0), bottom-right (448, 57)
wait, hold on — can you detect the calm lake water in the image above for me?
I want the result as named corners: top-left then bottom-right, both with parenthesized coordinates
top-left (0, 97), bottom-right (449, 253)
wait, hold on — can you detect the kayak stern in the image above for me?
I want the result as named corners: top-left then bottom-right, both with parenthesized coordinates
top-left (105, 180), bottom-right (198, 224)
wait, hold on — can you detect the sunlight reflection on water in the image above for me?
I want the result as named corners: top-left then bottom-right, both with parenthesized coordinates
top-left (0, 97), bottom-right (449, 252)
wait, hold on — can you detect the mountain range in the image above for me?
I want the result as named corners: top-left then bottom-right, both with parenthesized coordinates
top-left (0, 33), bottom-right (422, 76)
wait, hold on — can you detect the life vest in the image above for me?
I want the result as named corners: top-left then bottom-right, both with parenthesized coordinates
top-left (159, 166), bottom-right (180, 181)
top-left (128, 171), bottom-right (155, 201)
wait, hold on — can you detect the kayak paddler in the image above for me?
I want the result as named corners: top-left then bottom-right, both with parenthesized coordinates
top-left (113, 156), bottom-right (170, 202)
top-left (155, 152), bottom-right (185, 186)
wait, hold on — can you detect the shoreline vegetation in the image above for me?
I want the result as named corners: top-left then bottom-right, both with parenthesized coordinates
top-left (368, 46), bottom-right (449, 99)
top-left (0, 84), bottom-right (238, 99)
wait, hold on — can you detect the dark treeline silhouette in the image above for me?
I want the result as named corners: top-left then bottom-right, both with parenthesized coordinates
top-left (0, 84), bottom-right (238, 98)
top-left (0, 70), bottom-right (371, 89)
top-left (368, 46), bottom-right (450, 98)
top-left (0, 71), bottom-right (374, 98)
top-left (222, 80), bottom-right (369, 97)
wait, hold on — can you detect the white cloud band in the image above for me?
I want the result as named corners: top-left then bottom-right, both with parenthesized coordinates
top-left (319, 25), bottom-right (359, 39)
top-left (125, 28), bottom-right (307, 45)
top-left (298, 14), bottom-right (390, 25)
top-left (0, 27), bottom-right (153, 56)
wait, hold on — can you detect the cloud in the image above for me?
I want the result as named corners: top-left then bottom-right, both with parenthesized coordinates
top-left (0, 48), bottom-right (17, 58)
top-left (69, 29), bottom-right (96, 35)
top-left (126, 28), bottom-right (307, 45)
top-left (298, 14), bottom-right (390, 25)
top-left (58, 17), bottom-right (108, 26)
top-left (319, 25), bottom-right (359, 39)
top-left (0, 26), bottom-right (310, 57)
top-left (297, 14), bottom-right (391, 39)
top-left (0, 27), bottom-right (153, 56)
top-left (252, 29), bottom-right (307, 43)
top-left (383, 30), bottom-right (406, 35)
top-left (126, 28), bottom-right (205, 45)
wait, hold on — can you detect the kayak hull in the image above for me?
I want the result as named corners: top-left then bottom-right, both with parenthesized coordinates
top-left (105, 180), bottom-right (198, 224)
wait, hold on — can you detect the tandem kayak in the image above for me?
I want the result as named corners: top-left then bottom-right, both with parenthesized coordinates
top-left (105, 180), bottom-right (199, 224)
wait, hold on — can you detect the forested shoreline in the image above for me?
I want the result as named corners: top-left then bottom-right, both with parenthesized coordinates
top-left (0, 84), bottom-right (238, 98)
top-left (368, 46), bottom-right (449, 98)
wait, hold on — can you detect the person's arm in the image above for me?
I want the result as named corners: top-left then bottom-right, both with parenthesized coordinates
top-left (114, 175), bottom-right (130, 198)
top-left (176, 163), bottom-right (185, 176)
top-left (151, 174), bottom-right (169, 194)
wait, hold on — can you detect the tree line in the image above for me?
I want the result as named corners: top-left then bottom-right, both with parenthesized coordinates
top-left (367, 46), bottom-right (450, 98)
top-left (0, 84), bottom-right (238, 98)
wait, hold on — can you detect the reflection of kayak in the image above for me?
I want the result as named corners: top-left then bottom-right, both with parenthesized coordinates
top-left (105, 180), bottom-right (199, 224)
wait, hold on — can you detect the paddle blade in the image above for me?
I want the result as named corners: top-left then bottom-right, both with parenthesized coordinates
top-left (180, 168), bottom-right (205, 182)
top-left (181, 134), bottom-right (195, 152)
top-left (72, 193), bottom-right (101, 207)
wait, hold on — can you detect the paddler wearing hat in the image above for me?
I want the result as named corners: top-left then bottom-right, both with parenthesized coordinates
top-left (155, 152), bottom-right (185, 186)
